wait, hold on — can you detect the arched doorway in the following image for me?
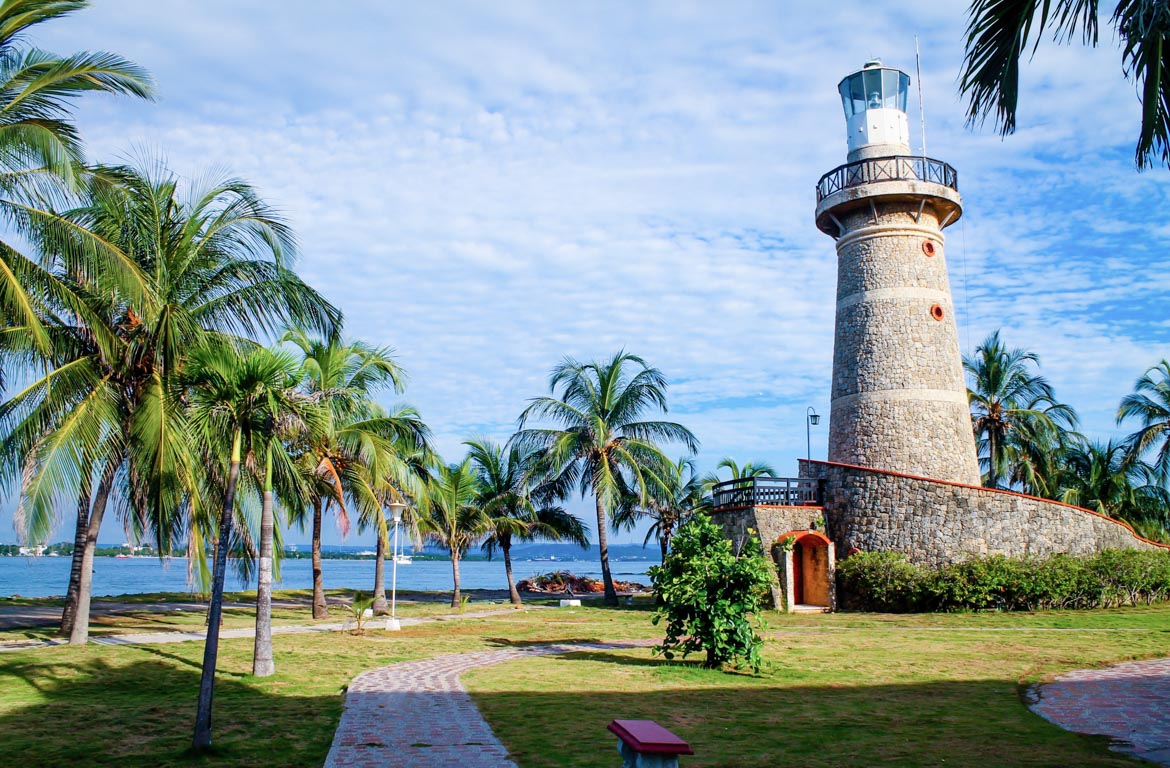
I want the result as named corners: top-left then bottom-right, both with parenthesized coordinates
top-left (778, 530), bottom-right (835, 612)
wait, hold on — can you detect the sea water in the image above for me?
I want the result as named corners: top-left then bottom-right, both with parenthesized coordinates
top-left (0, 556), bottom-right (655, 599)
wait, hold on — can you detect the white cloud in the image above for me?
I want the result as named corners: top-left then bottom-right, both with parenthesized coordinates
top-left (6, 0), bottom-right (1166, 547)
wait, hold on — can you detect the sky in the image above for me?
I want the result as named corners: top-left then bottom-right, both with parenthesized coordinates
top-left (4, 1), bottom-right (1169, 547)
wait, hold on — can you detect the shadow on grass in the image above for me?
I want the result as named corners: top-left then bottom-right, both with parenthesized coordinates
top-left (469, 681), bottom-right (1136, 768)
top-left (0, 642), bottom-right (1153, 768)
top-left (0, 655), bottom-right (338, 767)
top-left (484, 636), bottom-right (606, 648)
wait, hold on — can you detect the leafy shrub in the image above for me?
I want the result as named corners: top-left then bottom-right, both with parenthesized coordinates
top-left (648, 514), bottom-right (775, 672)
top-left (838, 549), bottom-right (1170, 612)
top-left (836, 551), bottom-right (926, 611)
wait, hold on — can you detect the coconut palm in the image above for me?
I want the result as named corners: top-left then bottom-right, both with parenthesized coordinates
top-left (615, 457), bottom-right (709, 562)
top-left (965, 330), bottom-right (1078, 492)
top-left (1118, 360), bottom-right (1170, 482)
top-left (514, 352), bottom-right (698, 606)
top-left (185, 343), bottom-right (324, 746)
top-left (424, 458), bottom-right (491, 608)
top-left (362, 416), bottom-right (433, 614)
top-left (0, 160), bottom-right (340, 645)
top-left (1056, 438), bottom-right (1168, 534)
top-left (959, 0), bottom-right (1170, 169)
top-left (280, 330), bottom-right (431, 617)
top-left (245, 366), bottom-right (324, 679)
top-left (466, 438), bottom-right (589, 606)
top-left (0, 0), bottom-right (155, 363)
top-left (700, 457), bottom-right (776, 494)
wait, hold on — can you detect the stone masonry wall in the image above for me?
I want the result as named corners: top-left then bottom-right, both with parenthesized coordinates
top-left (712, 505), bottom-right (826, 608)
top-left (826, 197), bottom-right (981, 485)
top-left (801, 460), bottom-right (1165, 566)
top-left (712, 505), bottom-right (826, 554)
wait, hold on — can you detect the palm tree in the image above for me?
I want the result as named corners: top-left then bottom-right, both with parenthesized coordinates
top-left (466, 438), bottom-right (589, 606)
top-left (185, 343), bottom-right (323, 746)
top-left (965, 330), bottom-right (1078, 492)
top-left (514, 352), bottom-right (698, 606)
top-left (615, 457), bottom-right (709, 562)
top-left (1056, 438), bottom-right (1168, 535)
top-left (700, 457), bottom-right (776, 494)
top-left (246, 362), bottom-right (324, 679)
top-left (0, 0), bottom-right (155, 363)
top-left (959, 0), bottom-right (1170, 169)
top-left (363, 416), bottom-right (432, 614)
top-left (280, 330), bottom-right (431, 618)
top-left (714, 457), bottom-right (776, 480)
top-left (424, 458), bottom-right (491, 608)
top-left (1, 160), bottom-right (339, 645)
top-left (1118, 360), bottom-right (1170, 482)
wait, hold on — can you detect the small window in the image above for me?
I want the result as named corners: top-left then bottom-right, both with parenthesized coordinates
top-left (863, 68), bottom-right (883, 110)
top-left (838, 80), bottom-right (853, 117)
top-left (849, 73), bottom-right (866, 116)
top-left (882, 69), bottom-right (901, 110)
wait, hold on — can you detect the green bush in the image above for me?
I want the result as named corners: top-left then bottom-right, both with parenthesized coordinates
top-left (648, 514), bottom-right (775, 672)
top-left (837, 549), bottom-right (1170, 613)
top-left (835, 551), bottom-right (926, 611)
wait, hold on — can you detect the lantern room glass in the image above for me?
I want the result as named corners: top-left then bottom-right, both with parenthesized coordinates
top-left (838, 68), bottom-right (910, 117)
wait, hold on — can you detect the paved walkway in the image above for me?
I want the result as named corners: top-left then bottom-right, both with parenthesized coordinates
top-left (0, 607), bottom-right (540, 653)
top-left (324, 640), bottom-right (653, 768)
top-left (1029, 658), bottom-right (1170, 765)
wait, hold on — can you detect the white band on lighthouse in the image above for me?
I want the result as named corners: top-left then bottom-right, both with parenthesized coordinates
top-left (830, 389), bottom-right (970, 409)
top-left (834, 223), bottom-right (945, 251)
top-left (836, 286), bottom-right (951, 310)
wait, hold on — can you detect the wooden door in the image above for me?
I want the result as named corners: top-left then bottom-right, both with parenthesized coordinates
top-left (791, 543), bottom-right (804, 605)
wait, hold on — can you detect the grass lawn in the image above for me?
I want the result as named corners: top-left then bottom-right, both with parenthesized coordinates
top-left (1, 598), bottom-right (1167, 767)
top-left (0, 588), bottom-right (531, 643)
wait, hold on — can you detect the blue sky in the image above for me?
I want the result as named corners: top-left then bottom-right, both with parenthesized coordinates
top-left (5, 1), bottom-right (1169, 547)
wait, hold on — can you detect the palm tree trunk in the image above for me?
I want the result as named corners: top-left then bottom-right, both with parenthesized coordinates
top-left (502, 535), bottom-right (521, 607)
top-left (988, 430), bottom-right (1000, 489)
top-left (595, 492), bottom-right (618, 606)
top-left (311, 497), bottom-right (327, 619)
top-left (252, 450), bottom-right (275, 677)
top-left (450, 553), bottom-right (462, 609)
top-left (194, 430), bottom-right (242, 750)
top-left (60, 470), bottom-right (93, 635)
top-left (69, 456), bottom-right (118, 646)
top-left (372, 530), bottom-right (388, 614)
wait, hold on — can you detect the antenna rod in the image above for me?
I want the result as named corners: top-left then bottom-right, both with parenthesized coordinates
top-left (915, 36), bottom-right (927, 158)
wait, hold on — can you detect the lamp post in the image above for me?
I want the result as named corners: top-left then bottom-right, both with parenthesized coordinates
top-left (386, 501), bottom-right (407, 631)
top-left (806, 407), bottom-right (820, 465)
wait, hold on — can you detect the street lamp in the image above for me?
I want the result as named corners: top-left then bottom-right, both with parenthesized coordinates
top-left (806, 407), bottom-right (821, 465)
top-left (386, 501), bottom-right (408, 631)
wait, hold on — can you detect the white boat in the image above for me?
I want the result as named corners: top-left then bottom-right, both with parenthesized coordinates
top-left (393, 554), bottom-right (412, 565)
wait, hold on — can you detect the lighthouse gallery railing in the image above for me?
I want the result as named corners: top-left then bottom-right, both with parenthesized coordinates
top-left (816, 155), bottom-right (958, 202)
top-left (711, 477), bottom-right (822, 510)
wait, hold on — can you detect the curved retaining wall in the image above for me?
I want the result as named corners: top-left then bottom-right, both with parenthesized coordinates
top-left (800, 460), bottom-right (1166, 566)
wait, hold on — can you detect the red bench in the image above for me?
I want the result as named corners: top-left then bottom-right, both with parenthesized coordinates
top-left (607, 719), bottom-right (693, 767)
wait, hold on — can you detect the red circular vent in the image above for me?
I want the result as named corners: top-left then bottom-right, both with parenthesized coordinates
top-left (922, 240), bottom-right (936, 257)
top-left (930, 304), bottom-right (945, 321)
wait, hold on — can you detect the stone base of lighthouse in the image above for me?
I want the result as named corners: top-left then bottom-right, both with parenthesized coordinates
top-left (797, 460), bottom-right (1165, 567)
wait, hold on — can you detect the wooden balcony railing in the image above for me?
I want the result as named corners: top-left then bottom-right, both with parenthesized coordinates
top-left (711, 477), bottom-right (822, 510)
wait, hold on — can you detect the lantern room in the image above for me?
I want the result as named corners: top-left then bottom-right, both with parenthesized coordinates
top-left (837, 60), bottom-right (911, 159)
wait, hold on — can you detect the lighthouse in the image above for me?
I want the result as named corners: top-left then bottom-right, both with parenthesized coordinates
top-left (814, 60), bottom-right (980, 485)
top-left (711, 59), bottom-right (1163, 597)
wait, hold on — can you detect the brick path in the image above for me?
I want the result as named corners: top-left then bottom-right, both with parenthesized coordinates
top-left (324, 640), bottom-right (654, 768)
top-left (1029, 657), bottom-right (1170, 765)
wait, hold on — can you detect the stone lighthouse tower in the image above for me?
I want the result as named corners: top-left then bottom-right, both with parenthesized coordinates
top-left (814, 61), bottom-right (980, 484)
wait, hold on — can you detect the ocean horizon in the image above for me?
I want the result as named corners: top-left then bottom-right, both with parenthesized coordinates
top-left (0, 554), bottom-right (657, 599)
